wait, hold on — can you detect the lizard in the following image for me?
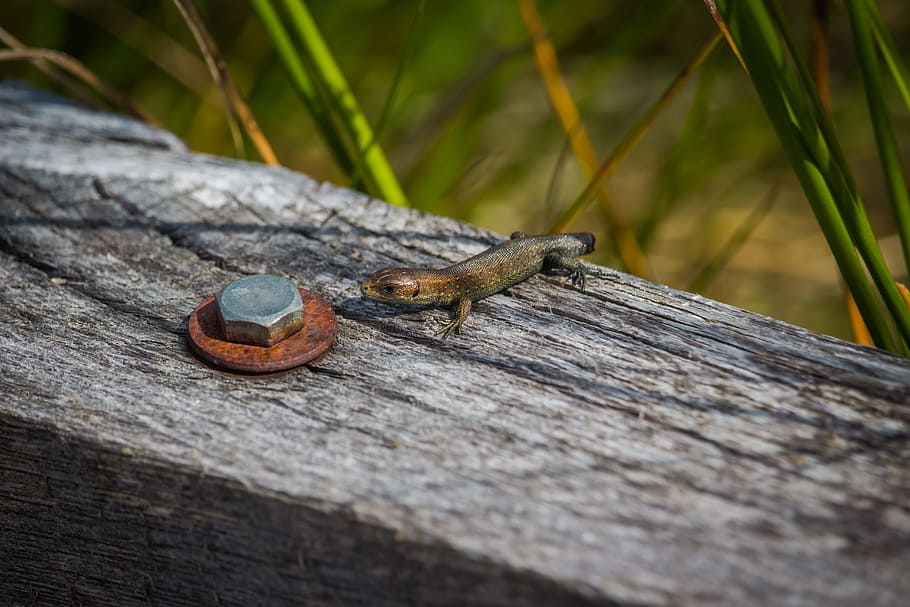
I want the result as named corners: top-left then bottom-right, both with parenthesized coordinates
top-left (360, 231), bottom-right (595, 337)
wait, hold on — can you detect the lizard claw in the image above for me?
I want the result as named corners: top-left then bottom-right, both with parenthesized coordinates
top-left (435, 318), bottom-right (462, 339)
top-left (570, 269), bottom-right (587, 292)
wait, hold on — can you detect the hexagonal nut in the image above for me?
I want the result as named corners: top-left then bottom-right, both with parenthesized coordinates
top-left (215, 275), bottom-right (304, 347)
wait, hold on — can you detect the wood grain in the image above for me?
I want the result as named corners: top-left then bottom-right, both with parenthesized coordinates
top-left (1, 81), bottom-right (909, 606)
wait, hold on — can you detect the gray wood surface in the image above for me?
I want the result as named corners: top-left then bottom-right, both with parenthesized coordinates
top-left (1, 81), bottom-right (909, 607)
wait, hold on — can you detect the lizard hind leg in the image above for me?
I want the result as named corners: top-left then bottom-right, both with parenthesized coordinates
top-left (543, 255), bottom-right (588, 292)
top-left (436, 298), bottom-right (472, 338)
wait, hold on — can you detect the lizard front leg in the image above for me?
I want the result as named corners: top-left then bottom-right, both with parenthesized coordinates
top-left (436, 298), bottom-right (472, 338)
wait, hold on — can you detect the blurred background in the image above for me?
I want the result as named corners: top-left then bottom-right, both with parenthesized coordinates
top-left (1, 0), bottom-right (908, 341)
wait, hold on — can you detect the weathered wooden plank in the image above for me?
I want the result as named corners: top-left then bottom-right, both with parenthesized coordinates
top-left (1, 81), bottom-right (908, 606)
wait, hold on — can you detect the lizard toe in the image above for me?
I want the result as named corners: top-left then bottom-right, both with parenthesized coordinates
top-left (570, 269), bottom-right (587, 292)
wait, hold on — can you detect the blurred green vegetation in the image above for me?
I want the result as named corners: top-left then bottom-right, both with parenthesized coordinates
top-left (1, 0), bottom-right (908, 343)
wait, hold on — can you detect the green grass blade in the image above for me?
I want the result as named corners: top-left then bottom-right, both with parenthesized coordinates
top-left (765, 0), bottom-right (910, 348)
top-left (280, 0), bottom-right (409, 207)
top-left (718, 0), bottom-right (902, 352)
top-left (864, 0), bottom-right (910, 112)
top-left (250, 0), bottom-right (353, 174)
top-left (845, 0), bottom-right (910, 275)
top-left (766, 0), bottom-right (858, 198)
top-left (734, 0), bottom-right (910, 351)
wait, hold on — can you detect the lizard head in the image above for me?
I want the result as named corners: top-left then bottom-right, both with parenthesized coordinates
top-left (361, 268), bottom-right (421, 302)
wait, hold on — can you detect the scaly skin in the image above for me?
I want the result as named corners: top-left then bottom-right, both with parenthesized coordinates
top-left (361, 232), bottom-right (595, 337)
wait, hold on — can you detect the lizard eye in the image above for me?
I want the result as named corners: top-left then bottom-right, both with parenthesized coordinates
top-left (362, 268), bottom-right (421, 301)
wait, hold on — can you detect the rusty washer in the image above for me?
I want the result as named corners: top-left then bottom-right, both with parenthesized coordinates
top-left (188, 278), bottom-right (336, 373)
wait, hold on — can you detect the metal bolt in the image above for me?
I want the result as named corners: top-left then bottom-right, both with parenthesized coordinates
top-left (188, 284), bottom-right (337, 373)
top-left (215, 275), bottom-right (304, 347)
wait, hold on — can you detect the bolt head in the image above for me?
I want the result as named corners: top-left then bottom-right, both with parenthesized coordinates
top-left (215, 275), bottom-right (304, 347)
